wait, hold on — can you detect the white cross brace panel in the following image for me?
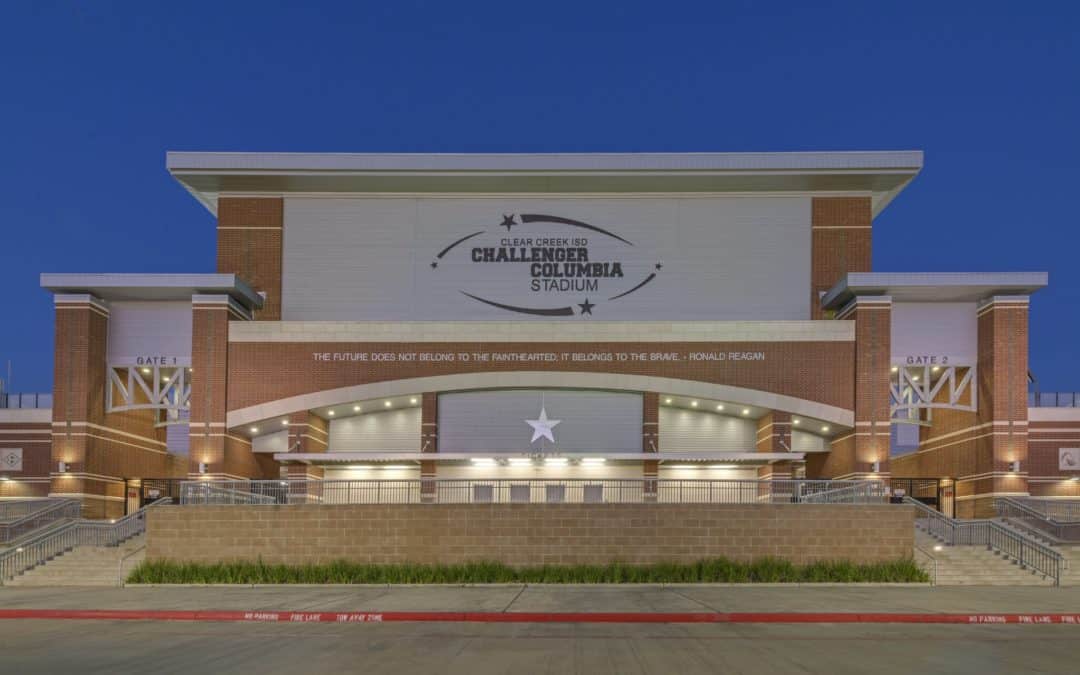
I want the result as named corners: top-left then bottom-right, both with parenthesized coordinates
top-left (106, 365), bottom-right (191, 426)
top-left (890, 364), bottom-right (976, 422)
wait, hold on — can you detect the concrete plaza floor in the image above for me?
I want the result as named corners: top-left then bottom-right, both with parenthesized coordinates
top-left (1, 586), bottom-right (1079, 674)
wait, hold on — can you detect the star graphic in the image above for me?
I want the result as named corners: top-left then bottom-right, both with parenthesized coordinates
top-left (430, 260), bottom-right (439, 269)
top-left (525, 407), bottom-right (561, 444)
top-left (655, 262), bottom-right (663, 270)
top-left (501, 214), bottom-right (517, 231)
top-left (578, 298), bottom-right (595, 315)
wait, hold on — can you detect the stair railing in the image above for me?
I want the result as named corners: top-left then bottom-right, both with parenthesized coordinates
top-left (0, 498), bottom-right (82, 543)
top-left (0, 498), bottom-right (171, 584)
top-left (996, 497), bottom-right (1080, 542)
top-left (906, 497), bottom-right (1063, 586)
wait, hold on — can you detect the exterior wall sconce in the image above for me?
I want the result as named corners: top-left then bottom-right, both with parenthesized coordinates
top-left (57, 461), bottom-right (68, 473)
top-left (871, 461), bottom-right (881, 473)
top-left (198, 462), bottom-right (209, 474)
top-left (1009, 460), bottom-right (1021, 473)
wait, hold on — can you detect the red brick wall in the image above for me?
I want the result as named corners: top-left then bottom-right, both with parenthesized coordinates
top-left (227, 341), bottom-right (855, 414)
top-left (217, 197), bottom-right (283, 321)
top-left (811, 197), bottom-right (872, 319)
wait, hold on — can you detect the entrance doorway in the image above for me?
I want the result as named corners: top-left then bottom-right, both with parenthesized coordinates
top-left (891, 477), bottom-right (954, 518)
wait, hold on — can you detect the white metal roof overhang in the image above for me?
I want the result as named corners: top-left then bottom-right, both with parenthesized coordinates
top-left (167, 150), bottom-right (923, 217)
top-left (39, 273), bottom-right (264, 311)
top-left (821, 272), bottom-right (1049, 310)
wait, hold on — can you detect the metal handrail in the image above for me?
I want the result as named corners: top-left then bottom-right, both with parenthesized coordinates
top-left (907, 497), bottom-right (1063, 585)
top-left (179, 478), bottom-right (889, 506)
top-left (1010, 497), bottom-right (1080, 522)
top-left (0, 498), bottom-right (171, 583)
top-left (0, 498), bottom-right (62, 522)
top-left (996, 497), bottom-right (1080, 541)
top-left (0, 498), bottom-right (81, 543)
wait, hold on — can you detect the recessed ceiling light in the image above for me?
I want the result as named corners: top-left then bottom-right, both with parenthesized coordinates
top-left (353, 405), bottom-right (361, 412)
top-left (250, 427), bottom-right (258, 433)
top-left (544, 457), bottom-right (568, 465)
top-left (327, 410), bottom-right (335, 416)
top-left (410, 397), bottom-right (418, 405)
top-left (384, 401), bottom-right (392, 407)
top-left (664, 398), bottom-right (672, 404)
top-left (931, 366), bottom-right (940, 372)
top-left (742, 409), bottom-right (750, 415)
top-left (471, 457), bottom-right (495, 465)
top-left (580, 457), bottom-right (606, 465)
top-left (508, 458), bottom-right (531, 466)
top-left (140, 367), bottom-right (151, 374)
top-left (690, 400), bottom-right (698, 407)
top-left (912, 375), bottom-right (920, 381)
top-left (716, 404), bottom-right (724, 411)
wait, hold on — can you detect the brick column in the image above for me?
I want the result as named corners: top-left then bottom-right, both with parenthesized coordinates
top-left (809, 296), bottom-right (891, 480)
top-left (811, 197), bottom-right (872, 319)
top-left (956, 296), bottom-right (1031, 517)
top-left (756, 411), bottom-right (793, 479)
top-left (49, 295), bottom-right (116, 518)
top-left (216, 197), bottom-right (284, 321)
top-left (643, 392), bottom-right (659, 501)
top-left (420, 392), bottom-right (438, 502)
top-left (188, 295), bottom-right (273, 480)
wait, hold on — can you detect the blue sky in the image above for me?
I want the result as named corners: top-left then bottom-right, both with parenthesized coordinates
top-left (1, 1), bottom-right (1077, 392)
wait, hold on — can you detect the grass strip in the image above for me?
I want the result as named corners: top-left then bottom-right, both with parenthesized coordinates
top-left (127, 557), bottom-right (928, 584)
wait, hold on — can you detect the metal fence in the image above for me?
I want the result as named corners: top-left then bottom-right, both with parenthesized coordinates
top-left (0, 498), bottom-right (170, 583)
top-left (1028, 391), bottom-right (1080, 407)
top-left (178, 478), bottom-right (889, 506)
top-left (0, 499), bottom-right (81, 543)
top-left (0, 393), bottom-right (52, 409)
top-left (996, 497), bottom-right (1080, 541)
top-left (0, 498), bottom-right (59, 521)
top-left (908, 497), bottom-right (1063, 585)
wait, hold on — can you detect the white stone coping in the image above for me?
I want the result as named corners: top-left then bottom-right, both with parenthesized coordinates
top-left (227, 372), bottom-right (854, 430)
top-left (0, 409), bottom-right (52, 423)
top-left (822, 272), bottom-right (1048, 309)
top-left (1028, 407), bottom-right (1080, 422)
top-left (40, 273), bottom-right (263, 310)
top-left (228, 320), bottom-right (854, 343)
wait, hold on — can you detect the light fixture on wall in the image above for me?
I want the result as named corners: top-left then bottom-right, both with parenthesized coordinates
top-left (821, 425), bottom-right (830, 433)
top-left (1010, 460), bottom-right (1021, 473)
top-left (410, 397), bottom-right (418, 405)
top-left (664, 398), bottom-right (672, 404)
top-left (508, 458), bottom-right (532, 466)
top-left (57, 461), bottom-right (68, 473)
top-left (891, 366), bottom-right (898, 373)
top-left (250, 427), bottom-right (258, 434)
top-left (716, 404), bottom-right (724, 411)
top-left (281, 419), bottom-right (289, 426)
top-left (353, 405), bottom-right (361, 412)
top-left (690, 400), bottom-right (698, 407)
top-left (580, 457), bottom-right (606, 465)
top-left (471, 457), bottom-right (495, 466)
top-left (198, 462), bottom-right (208, 474)
top-left (327, 410), bottom-right (335, 416)
top-left (871, 461), bottom-right (881, 473)
top-left (793, 419), bottom-right (800, 425)
top-left (384, 401), bottom-right (392, 408)
top-left (544, 458), bottom-right (568, 466)
top-left (741, 409), bottom-right (750, 416)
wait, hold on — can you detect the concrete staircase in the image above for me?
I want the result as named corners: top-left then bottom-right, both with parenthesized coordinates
top-left (914, 528), bottom-right (1056, 586)
top-left (5, 535), bottom-right (145, 587)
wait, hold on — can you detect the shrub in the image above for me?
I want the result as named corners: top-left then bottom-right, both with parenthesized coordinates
top-left (127, 557), bottom-right (928, 585)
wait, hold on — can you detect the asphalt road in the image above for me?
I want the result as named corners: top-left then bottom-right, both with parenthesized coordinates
top-left (1, 619), bottom-right (1077, 674)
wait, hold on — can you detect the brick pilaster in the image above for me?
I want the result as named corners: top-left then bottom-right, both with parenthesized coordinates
top-left (216, 197), bottom-right (283, 321)
top-left (956, 295), bottom-right (1031, 517)
top-left (643, 393), bottom-right (659, 500)
top-left (809, 296), bottom-right (891, 480)
top-left (756, 411), bottom-right (793, 479)
top-left (420, 392), bottom-right (438, 502)
top-left (811, 197), bottom-right (872, 319)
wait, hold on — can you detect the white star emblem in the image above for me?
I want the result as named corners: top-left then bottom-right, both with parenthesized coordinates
top-left (525, 407), bottom-right (561, 444)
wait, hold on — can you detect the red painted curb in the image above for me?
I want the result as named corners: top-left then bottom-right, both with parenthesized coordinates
top-left (0, 609), bottom-right (1079, 625)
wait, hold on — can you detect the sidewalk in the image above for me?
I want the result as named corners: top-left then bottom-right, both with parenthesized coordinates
top-left (1, 585), bottom-right (1079, 621)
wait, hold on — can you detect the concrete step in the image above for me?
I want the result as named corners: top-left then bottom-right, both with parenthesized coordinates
top-left (5, 536), bottom-right (145, 587)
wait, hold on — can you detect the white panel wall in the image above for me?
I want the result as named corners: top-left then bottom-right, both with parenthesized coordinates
top-left (328, 408), bottom-right (421, 452)
top-left (253, 429), bottom-right (289, 454)
top-left (891, 302), bottom-right (977, 365)
top-left (282, 195), bottom-right (811, 321)
top-left (107, 301), bottom-right (192, 364)
top-left (165, 412), bottom-right (190, 456)
top-left (438, 463), bottom-right (644, 480)
top-left (324, 466), bottom-right (421, 481)
top-left (659, 408), bottom-right (756, 452)
top-left (791, 430), bottom-right (826, 453)
top-left (438, 390), bottom-right (642, 453)
top-left (658, 466), bottom-right (758, 480)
